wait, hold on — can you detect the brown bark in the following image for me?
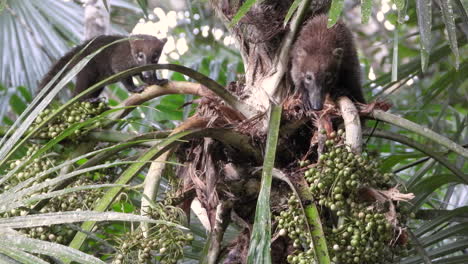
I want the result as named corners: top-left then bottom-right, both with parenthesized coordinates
top-left (157, 2), bottom-right (369, 263)
top-left (210, 0), bottom-right (332, 116)
top-left (83, 0), bottom-right (110, 40)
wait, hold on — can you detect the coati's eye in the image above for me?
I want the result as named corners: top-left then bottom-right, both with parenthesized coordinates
top-left (152, 53), bottom-right (160, 63)
top-left (304, 73), bottom-right (313, 83)
top-left (137, 52), bottom-right (145, 61)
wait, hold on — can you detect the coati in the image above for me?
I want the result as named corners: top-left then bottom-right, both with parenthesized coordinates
top-left (291, 14), bottom-right (365, 111)
top-left (38, 34), bottom-right (167, 100)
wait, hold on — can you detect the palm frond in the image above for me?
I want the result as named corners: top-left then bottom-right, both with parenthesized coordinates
top-left (0, 0), bottom-right (83, 91)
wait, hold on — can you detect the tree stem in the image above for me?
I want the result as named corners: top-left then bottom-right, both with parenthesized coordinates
top-left (304, 204), bottom-right (331, 264)
top-left (338, 97), bottom-right (362, 154)
top-left (205, 202), bottom-right (232, 264)
top-left (264, 0), bottom-right (312, 98)
top-left (141, 115), bottom-right (209, 237)
top-left (111, 80), bottom-right (212, 119)
top-left (363, 128), bottom-right (467, 183)
top-left (371, 110), bottom-right (468, 159)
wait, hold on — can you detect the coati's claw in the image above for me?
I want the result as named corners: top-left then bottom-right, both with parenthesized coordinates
top-left (132, 85), bottom-right (146, 93)
top-left (155, 78), bottom-right (169, 86)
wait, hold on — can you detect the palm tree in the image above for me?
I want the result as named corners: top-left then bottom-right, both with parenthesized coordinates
top-left (0, 0), bottom-right (466, 263)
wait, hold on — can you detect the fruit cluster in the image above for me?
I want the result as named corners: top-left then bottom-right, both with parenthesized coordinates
top-left (18, 173), bottom-right (112, 245)
top-left (113, 227), bottom-right (193, 264)
top-left (326, 209), bottom-right (398, 263)
top-left (1, 144), bottom-right (59, 198)
top-left (29, 101), bottom-right (108, 140)
top-left (1, 143), bottom-right (115, 245)
top-left (38, 176), bottom-right (106, 213)
top-left (113, 199), bottom-right (193, 264)
top-left (18, 225), bottom-right (75, 244)
top-left (276, 129), bottom-right (409, 264)
top-left (276, 195), bottom-right (315, 264)
top-left (304, 132), bottom-right (393, 218)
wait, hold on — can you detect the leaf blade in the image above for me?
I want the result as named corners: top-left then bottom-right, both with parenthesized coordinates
top-left (391, 27), bottom-right (399, 82)
top-left (66, 129), bottom-right (200, 255)
top-left (361, 0), bottom-right (372, 23)
top-left (327, 0), bottom-right (344, 27)
top-left (102, 0), bottom-right (109, 12)
top-left (392, 0), bottom-right (405, 10)
top-left (440, 0), bottom-right (460, 69)
top-left (247, 105), bottom-right (282, 264)
top-left (229, 0), bottom-right (262, 27)
top-left (136, 0), bottom-right (148, 18)
top-left (284, 0), bottom-right (301, 26)
top-left (416, 0), bottom-right (432, 72)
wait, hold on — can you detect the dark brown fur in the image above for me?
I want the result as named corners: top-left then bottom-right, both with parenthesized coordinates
top-left (38, 34), bottom-right (167, 100)
top-left (291, 15), bottom-right (365, 111)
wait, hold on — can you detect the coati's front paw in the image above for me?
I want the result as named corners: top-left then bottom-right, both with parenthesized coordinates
top-left (154, 78), bottom-right (169, 86)
top-left (132, 85), bottom-right (146, 93)
top-left (126, 85), bottom-right (146, 94)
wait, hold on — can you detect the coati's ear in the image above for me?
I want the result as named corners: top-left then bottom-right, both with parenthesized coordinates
top-left (332, 48), bottom-right (343, 58)
top-left (296, 48), bottom-right (307, 58)
top-left (333, 48), bottom-right (344, 67)
top-left (161, 38), bottom-right (167, 44)
top-left (129, 38), bottom-right (138, 56)
top-left (129, 37), bottom-right (139, 48)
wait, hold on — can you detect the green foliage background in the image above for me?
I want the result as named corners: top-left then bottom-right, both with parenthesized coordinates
top-left (0, 0), bottom-right (466, 263)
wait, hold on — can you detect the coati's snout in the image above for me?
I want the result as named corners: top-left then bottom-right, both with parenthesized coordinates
top-left (302, 72), bottom-right (326, 111)
top-left (306, 85), bottom-right (325, 111)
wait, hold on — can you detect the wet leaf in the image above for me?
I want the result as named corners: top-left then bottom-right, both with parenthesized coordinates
top-left (328, 0), bottom-right (344, 27)
top-left (401, 238), bottom-right (468, 264)
top-left (18, 86), bottom-right (32, 102)
top-left (136, 0), bottom-right (148, 18)
top-left (365, 41), bottom-right (466, 90)
top-left (415, 206), bottom-right (468, 237)
top-left (247, 105), bottom-right (282, 264)
top-left (416, 0), bottom-right (432, 72)
top-left (392, 28), bottom-right (399, 82)
top-left (0, 0), bottom-right (6, 14)
top-left (392, 0), bottom-right (405, 10)
top-left (230, 0), bottom-right (262, 27)
top-left (420, 223), bottom-right (468, 247)
top-left (9, 94), bottom-right (26, 115)
top-left (407, 229), bottom-right (431, 264)
top-left (102, 0), bottom-right (109, 12)
top-left (422, 61), bottom-right (467, 107)
top-left (361, 0), bottom-right (372, 23)
top-left (0, 231), bottom-right (105, 264)
top-left (453, 0), bottom-right (468, 27)
top-left (284, 0), bottom-right (301, 26)
top-left (440, 0), bottom-right (460, 69)
top-left (0, 211), bottom-right (185, 229)
top-left (0, 244), bottom-right (49, 264)
top-left (67, 129), bottom-right (200, 252)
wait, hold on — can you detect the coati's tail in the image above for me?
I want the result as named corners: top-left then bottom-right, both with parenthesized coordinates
top-left (36, 42), bottom-right (89, 93)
